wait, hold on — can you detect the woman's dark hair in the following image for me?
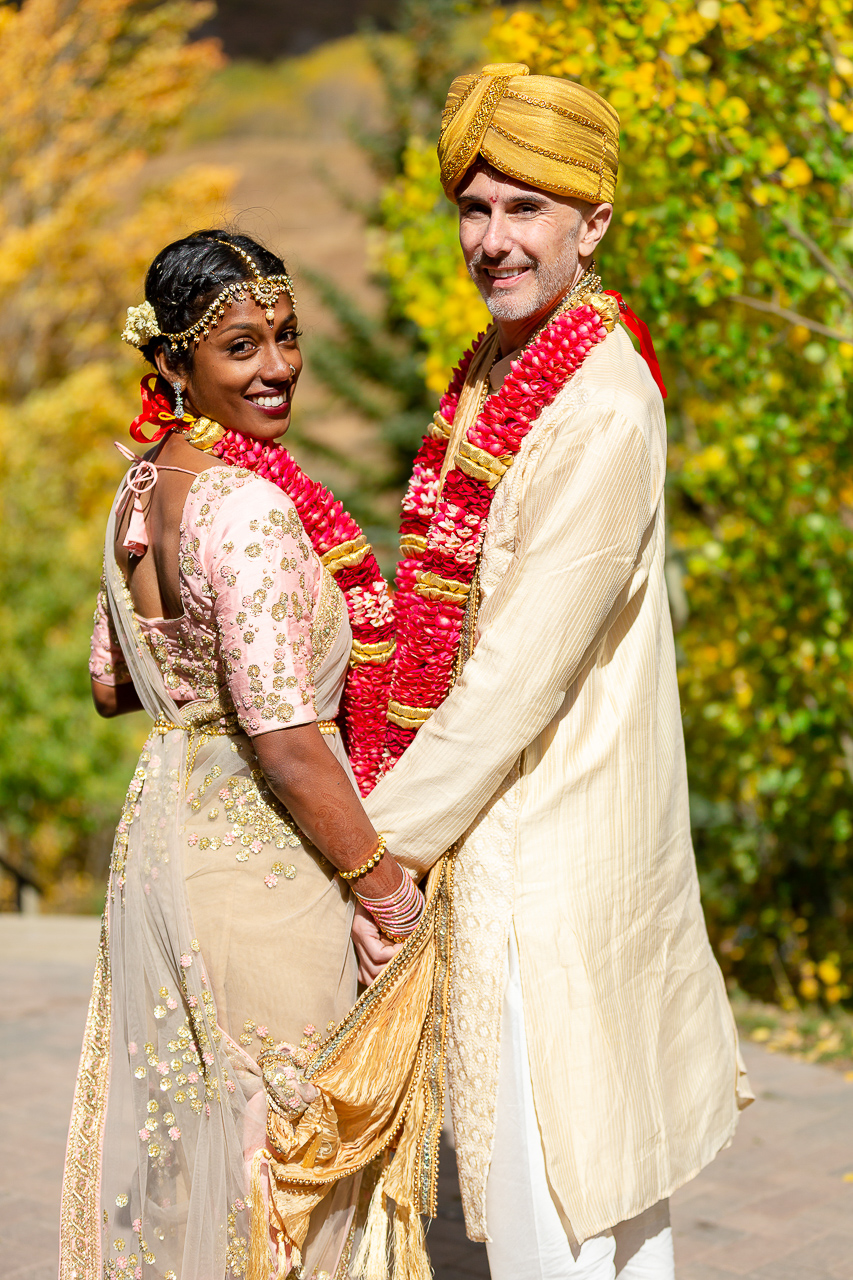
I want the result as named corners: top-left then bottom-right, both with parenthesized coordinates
top-left (140, 229), bottom-right (290, 372)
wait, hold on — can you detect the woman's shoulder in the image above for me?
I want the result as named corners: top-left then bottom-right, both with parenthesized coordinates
top-left (183, 465), bottom-right (312, 567)
top-left (185, 465), bottom-right (302, 532)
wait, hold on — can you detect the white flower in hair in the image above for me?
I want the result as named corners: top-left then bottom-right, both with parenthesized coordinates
top-left (121, 300), bottom-right (161, 348)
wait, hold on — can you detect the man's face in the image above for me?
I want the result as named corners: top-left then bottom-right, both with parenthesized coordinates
top-left (457, 165), bottom-right (588, 323)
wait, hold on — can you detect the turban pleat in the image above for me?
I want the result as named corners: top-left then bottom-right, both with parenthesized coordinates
top-left (438, 63), bottom-right (619, 204)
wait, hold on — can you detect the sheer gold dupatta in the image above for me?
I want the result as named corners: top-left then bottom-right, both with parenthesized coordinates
top-left (252, 852), bottom-right (454, 1280)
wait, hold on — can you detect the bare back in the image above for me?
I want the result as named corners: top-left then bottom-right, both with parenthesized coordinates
top-left (114, 432), bottom-right (220, 621)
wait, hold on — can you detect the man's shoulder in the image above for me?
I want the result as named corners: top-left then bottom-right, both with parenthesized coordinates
top-left (534, 324), bottom-right (666, 494)
top-left (554, 323), bottom-right (665, 442)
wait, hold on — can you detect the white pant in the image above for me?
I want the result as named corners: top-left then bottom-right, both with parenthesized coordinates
top-left (484, 934), bottom-right (676, 1280)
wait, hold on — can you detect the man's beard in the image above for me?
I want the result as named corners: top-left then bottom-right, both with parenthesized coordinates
top-left (468, 235), bottom-right (581, 322)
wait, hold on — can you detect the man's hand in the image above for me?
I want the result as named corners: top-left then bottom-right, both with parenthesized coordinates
top-left (351, 900), bottom-right (401, 984)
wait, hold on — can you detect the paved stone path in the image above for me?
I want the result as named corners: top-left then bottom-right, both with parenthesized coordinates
top-left (2, 917), bottom-right (851, 1280)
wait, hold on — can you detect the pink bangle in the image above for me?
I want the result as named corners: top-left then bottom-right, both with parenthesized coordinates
top-left (353, 870), bottom-right (424, 940)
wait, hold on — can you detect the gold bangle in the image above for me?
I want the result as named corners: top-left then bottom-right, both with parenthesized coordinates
top-left (340, 834), bottom-right (387, 881)
top-left (379, 929), bottom-right (409, 945)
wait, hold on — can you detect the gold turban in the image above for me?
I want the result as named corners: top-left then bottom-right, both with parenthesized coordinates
top-left (438, 62), bottom-right (619, 205)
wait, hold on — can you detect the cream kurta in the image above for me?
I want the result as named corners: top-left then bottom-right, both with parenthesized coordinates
top-left (366, 325), bottom-right (750, 1244)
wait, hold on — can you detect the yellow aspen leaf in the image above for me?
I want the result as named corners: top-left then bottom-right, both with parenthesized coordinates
top-left (781, 156), bottom-right (813, 186)
top-left (818, 959), bottom-right (842, 985)
top-left (719, 96), bottom-right (751, 125)
top-left (767, 140), bottom-right (791, 168)
top-left (666, 34), bottom-right (690, 56)
top-left (641, 1), bottom-right (671, 38)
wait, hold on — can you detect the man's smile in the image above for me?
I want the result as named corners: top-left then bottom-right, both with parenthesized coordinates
top-left (482, 262), bottom-right (535, 289)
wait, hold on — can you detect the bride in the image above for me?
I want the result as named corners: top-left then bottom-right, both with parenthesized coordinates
top-left (60, 231), bottom-right (448, 1280)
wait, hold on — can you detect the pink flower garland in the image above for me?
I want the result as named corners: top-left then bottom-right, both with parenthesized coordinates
top-left (384, 302), bottom-right (611, 770)
top-left (204, 431), bottom-right (395, 795)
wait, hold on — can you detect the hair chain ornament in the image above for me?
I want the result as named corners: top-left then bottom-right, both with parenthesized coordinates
top-left (120, 241), bottom-right (298, 351)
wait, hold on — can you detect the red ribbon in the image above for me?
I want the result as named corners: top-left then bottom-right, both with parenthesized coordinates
top-left (129, 372), bottom-right (180, 443)
top-left (604, 291), bottom-right (667, 400)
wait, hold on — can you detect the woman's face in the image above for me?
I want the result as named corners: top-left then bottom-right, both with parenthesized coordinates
top-left (164, 291), bottom-right (302, 440)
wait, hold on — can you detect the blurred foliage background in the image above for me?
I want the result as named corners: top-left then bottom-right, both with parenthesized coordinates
top-left (1, 0), bottom-right (852, 1025)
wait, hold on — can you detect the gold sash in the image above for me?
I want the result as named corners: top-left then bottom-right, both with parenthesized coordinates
top-left (249, 854), bottom-right (454, 1280)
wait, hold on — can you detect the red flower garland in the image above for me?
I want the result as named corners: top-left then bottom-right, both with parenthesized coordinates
top-left (208, 431), bottom-right (395, 793)
top-left (128, 376), bottom-right (394, 794)
top-left (383, 301), bottom-right (612, 770)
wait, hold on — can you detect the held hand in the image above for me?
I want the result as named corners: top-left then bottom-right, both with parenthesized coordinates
top-left (351, 900), bottom-right (401, 984)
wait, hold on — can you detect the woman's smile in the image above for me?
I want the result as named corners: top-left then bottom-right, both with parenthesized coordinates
top-left (244, 387), bottom-right (292, 416)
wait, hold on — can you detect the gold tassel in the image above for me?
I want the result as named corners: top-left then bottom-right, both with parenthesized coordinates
top-left (247, 1148), bottom-right (272, 1280)
top-left (392, 1206), bottom-right (431, 1280)
top-left (351, 1167), bottom-right (390, 1280)
top-left (275, 1231), bottom-right (288, 1280)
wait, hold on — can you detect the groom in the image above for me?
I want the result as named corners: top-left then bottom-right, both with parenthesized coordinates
top-left (357, 63), bottom-right (750, 1279)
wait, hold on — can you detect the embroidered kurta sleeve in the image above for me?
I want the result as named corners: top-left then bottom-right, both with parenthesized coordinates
top-left (365, 406), bottom-right (655, 870)
top-left (89, 571), bottom-right (131, 685)
top-left (200, 482), bottom-right (321, 737)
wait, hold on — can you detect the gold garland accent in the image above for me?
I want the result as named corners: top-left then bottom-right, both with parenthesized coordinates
top-left (455, 439), bottom-right (514, 489)
top-left (349, 639), bottom-right (397, 668)
top-left (429, 412), bottom-right (452, 441)
top-left (321, 536), bottom-right (370, 574)
top-left (387, 700), bottom-right (434, 730)
top-left (583, 291), bottom-right (620, 331)
top-left (400, 534), bottom-right (428, 557)
top-left (414, 570), bottom-right (471, 605)
top-left (183, 416), bottom-right (226, 452)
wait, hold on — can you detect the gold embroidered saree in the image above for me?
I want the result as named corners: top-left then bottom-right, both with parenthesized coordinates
top-left (62, 466), bottom-right (451, 1280)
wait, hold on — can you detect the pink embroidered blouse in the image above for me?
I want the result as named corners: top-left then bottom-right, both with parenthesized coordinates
top-left (91, 466), bottom-right (340, 736)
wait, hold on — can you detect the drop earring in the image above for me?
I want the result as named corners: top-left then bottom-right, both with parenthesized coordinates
top-left (172, 381), bottom-right (184, 420)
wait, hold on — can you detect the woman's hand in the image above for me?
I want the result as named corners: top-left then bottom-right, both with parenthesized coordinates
top-left (351, 900), bottom-right (401, 984)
